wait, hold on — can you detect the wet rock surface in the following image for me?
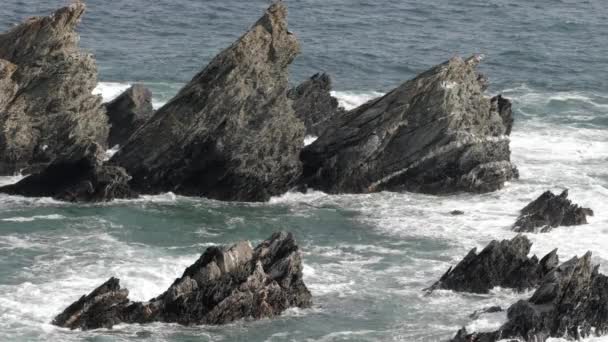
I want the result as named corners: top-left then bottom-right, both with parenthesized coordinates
top-left (426, 235), bottom-right (557, 294)
top-left (300, 55), bottom-right (516, 195)
top-left (105, 84), bottom-right (154, 148)
top-left (0, 3), bottom-right (108, 175)
top-left (514, 189), bottom-right (594, 232)
top-left (288, 73), bottom-right (344, 136)
top-left (52, 232), bottom-right (312, 330)
top-left (111, 2), bottom-right (305, 202)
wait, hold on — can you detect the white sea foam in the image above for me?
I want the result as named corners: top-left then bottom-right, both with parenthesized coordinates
top-left (1, 214), bottom-right (65, 223)
top-left (331, 90), bottom-right (384, 110)
top-left (92, 82), bottom-right (132, 102)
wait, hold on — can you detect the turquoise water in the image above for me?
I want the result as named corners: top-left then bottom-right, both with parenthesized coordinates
top-left (1, 0), bottom-right (608, 341)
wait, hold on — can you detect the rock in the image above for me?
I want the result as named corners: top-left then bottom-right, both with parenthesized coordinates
top-left (300, 55), bottom-right (517, 195)
top-left (0, 3), bottom-right (108, 175)
top-left (105, 84), bottom-right (154, 148)
top-left (513, 189), bottom-right (594, 233)
top-left (111, 2), bottom-right (305, 202)
top-left (450, 210), bottom-right (465, 216)
top-left (469, 306), bottom-right (503, 320)
top-left (52, 232), bottom-right (312, 330)
top-left (288, 73), bottom-right (345, 136)
top-left (0, 142), bottom-right (135, 202)
top-left (426, 235), bottom-right (557, 294)
top-left (451, 252), bottom-right (608, 342)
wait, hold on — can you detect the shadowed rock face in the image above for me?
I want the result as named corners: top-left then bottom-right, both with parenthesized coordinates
top-left (0, 142), bottom-right (135, 202)
top-left (300, 56), bottom-right (516, 195)
top-left (513, 189), bottom-right (594, 233)
top-left (111, 2), bottom-right (305, 202)
top-left (0, 3), bottom-right (108, 175)
top-left (52, 232), bottom-right (312, 330)
top-left (451, 252), bottom-right (608, 342)
top-left (426, 235), bottom-right (558, 294)
top-left (105, 84), bottom-right (154, 148)
top-left (288, 73), bottom-right (345, 136)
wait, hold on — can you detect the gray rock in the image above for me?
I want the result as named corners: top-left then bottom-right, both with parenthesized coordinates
top-left (0, 142), bottom-right (135, 202)
top-left (105, 84), bottom-right (154, 148)
top-left (300, 55), bottom-right (517, 195)
top-left (469, 306), bottom-right (503, 320)
top-left (52, 232), bottom-right (312, 330)
top-left (426, 235), bottom-right (557, 294)
top-left (514, 189), bottom-right (594, 232)
top-left (0, 3), bottom-right (108, 175)
top-left (288, 73), bottom-right (345, 136)
top-left (451, 252), bottom-right (608, 342)
top-left (111, 2), bottom-right (305, 202)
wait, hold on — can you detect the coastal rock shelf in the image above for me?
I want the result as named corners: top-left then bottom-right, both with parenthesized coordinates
top-left (53, 232), bottom-right (312, 330)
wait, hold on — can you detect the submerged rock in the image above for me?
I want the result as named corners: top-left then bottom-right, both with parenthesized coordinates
top-left (0, 3), bottom-right (108, 175)
top-left (288, 73), bottom-right (345, 136)
top-left (469, 306), bottom-right (503, 320)
top-left (300, 55), bottom-right (516, 195)
top-left (105, 84), bottom-right (154, 148)
top-left (0, 142), bottom-right (135, 202)
top-left (111, 2), bottom-right (305, 202)
top-left (513, 189), bottom-right (593, 232)
top-left (53, 232), bottom-right (312, 330)
top-left (426, 235), bottom-right (557, 294)
top-left (451, 252), bottom-right (608, 342)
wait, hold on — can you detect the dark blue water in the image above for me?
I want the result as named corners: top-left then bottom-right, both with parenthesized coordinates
top-left (1, 1), bottom-right (607, 341)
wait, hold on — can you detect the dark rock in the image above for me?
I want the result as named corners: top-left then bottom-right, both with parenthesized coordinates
top-left (105, 84), bottom-right (154, 148)
top-left (492, 94), bottom-right (513, 135)
top-left (452, 252), bottom-right (608, 342)
top-left (0, 3), bottom-right (108, 175)
top-left (469, 306), bottom-right (503, 319)
top-left (513, 189), bottom-right (593, 233)
top-left (300, 55), bottom-right (517, 195)
top-left (53, 232), bottom-right (312, 330)
top-left (288, 73), bottom-right (345, 136)
top-left (450, 210), bottom-right (465, 216)
top-left (111, 2), bottom-right (305, 202)
top-left (426, 235), bottom-right (557, 294)
top-left (0, 142), bottom-right (136, 202)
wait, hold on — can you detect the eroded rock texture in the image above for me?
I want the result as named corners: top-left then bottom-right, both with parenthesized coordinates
top-left (111, 2), bottom-right (305, 202)
top-left (300, 55), bottom-right (517, 195)
top-left (0, 3), bottom-right (108, 175)
top-left (53, 232), bottom-right (312, 330)
top-left (105, 84), bottom-right (154, 148)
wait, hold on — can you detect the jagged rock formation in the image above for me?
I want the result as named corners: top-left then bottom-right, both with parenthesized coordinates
top-left (426, 235), bottom-right (558, 294)
top-left (450, 252), bottom-right (608, 342)
top-left (514, 189), bottom-right (594, 233)
top-left (288, 73), bottom-right (344, 136)
top-left (0, 3), bottom-right (108, 175)
top-left (111, 2), bottom-right (305, 202)
top-left (300, 55), bottom-right (517, 195)
top-left (105, 84), bottom-right (154, 148)
top-left (52, 232), bottom-right (312, 330)
top-left (0, 142), bottom-right (135, 202)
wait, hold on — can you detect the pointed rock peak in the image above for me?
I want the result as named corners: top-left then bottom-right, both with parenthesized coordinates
top-left (256, 1), bottom-right (288, 31)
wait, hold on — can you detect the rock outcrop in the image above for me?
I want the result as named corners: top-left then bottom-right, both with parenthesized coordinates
top-left (426, 235), bottom-right (558, 294)
top-left (0, 3), bottom-right (108, 175)
top-left (514, 189), bottom-right (594, 233)
top-left (288, 73), bottom-right (344, 136)
top-left (105, 84), bottom-right (154, 148)
top-left (450, 252), bottom-right (608, 342)
top-left (0, 142), bottom-right (135, 202)
top-left (52, 232), bottom-right (312, 330)
top-left (111, 2), bottom-right (305, 202)
top-left (300, 55), bottom-right (517, 195)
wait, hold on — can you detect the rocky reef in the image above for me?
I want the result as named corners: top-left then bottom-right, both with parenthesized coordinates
top-left (300, 55), bottom-right (516, 195)
top-left (426, 235), bottom-right (557, 294)
top-left (288, 73), bottom-right (344, 136)
top-left (0, 142), bottom-right (135, 202)
top-left (105, 84), bottom-right (154, 148)
top-left (111, 2), bottom-right (305, 202)
top-left (450, 252), bottom-right (608, 342)
top-left (513, 189), bottom-right (594, 233)
top-left (0, 3), bottom-right (108, 175)
top-left (52, 232), bottom-right (312, 330)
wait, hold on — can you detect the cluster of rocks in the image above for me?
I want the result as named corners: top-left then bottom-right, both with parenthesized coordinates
top-left (53, 231), bottom-right (312, 330)
top-left (430, 236), bottom-right (608, 342)
top-left (0, 1), bottom-right (517, 203)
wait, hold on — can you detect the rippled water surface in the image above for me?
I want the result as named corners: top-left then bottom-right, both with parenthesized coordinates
top-left (1, 0), bottom-right (607, 341)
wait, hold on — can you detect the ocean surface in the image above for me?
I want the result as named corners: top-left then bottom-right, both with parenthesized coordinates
top-left (1, 0), bottom-right (608, 341)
